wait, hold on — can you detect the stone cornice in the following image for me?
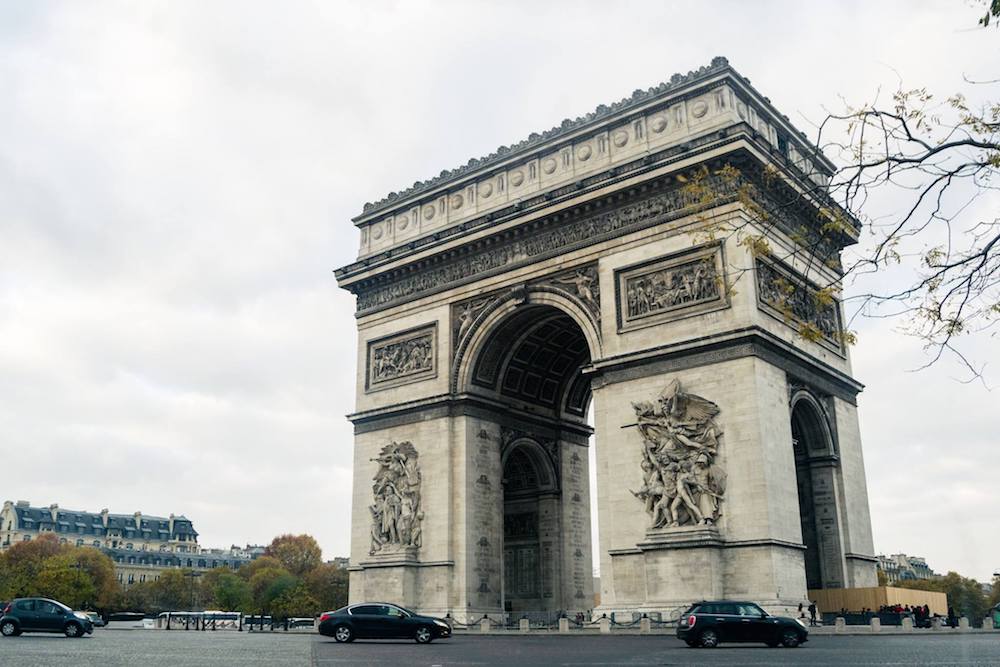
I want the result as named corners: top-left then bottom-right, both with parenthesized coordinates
top-left (339, 148), bottom-right (856, 317)
top-left (354, 57), bottom-right (834, 222)
top-left (587, 325), bottom-right (863, 403)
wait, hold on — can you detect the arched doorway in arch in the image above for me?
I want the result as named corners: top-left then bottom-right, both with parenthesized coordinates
top-left (460, 298), bottom-right (597, 616)
top-left (790, 392), bottom-right (848, 590)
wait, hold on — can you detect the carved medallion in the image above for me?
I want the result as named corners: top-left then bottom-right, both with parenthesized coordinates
top-left (366, 324), bottom-right (437, 391)
top-left (369, 441), bottom-right (423, 554)
top-left (628, 380), bottom-right (727, 528)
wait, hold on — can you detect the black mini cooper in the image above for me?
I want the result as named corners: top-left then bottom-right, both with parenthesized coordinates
top-left (676, 600), bottom-right (808, 648)
top-left (318, 602), bottom-right (451, 643)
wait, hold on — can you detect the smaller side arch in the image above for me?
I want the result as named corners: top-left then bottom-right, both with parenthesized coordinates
top-left (789, 389), bottom-right (837, 458)
top-left (501, 437), bottom-right (559, 495)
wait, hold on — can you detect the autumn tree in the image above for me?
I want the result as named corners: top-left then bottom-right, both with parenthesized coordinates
top-left (304, 562), bottom-right (349, 612)
top-left (0, 535), bottom-right (117, 611)
top-left (264, 534), bottom-right (322, 577)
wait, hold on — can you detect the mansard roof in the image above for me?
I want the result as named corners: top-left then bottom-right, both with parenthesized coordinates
top-left (354, 56), bottom-right (830, 222)
top-left (9, 502), bottom-right (198, 538)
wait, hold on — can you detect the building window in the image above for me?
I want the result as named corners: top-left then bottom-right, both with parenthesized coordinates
top-left (22, 535), bottom-right (30, 541)
top-left (126, 543), bottom-right (133, 550)
top-left (93, 541), bottom-right (101, 547)
top-left (76, 539), bottom-right (83, 547)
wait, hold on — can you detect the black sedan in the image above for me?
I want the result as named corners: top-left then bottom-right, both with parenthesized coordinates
top-left (676, 600), bottom-right (808, 648)
top-left (318, 602), bottom-right (451, 643)
top-left (1, 598), bottom-right (94, 638)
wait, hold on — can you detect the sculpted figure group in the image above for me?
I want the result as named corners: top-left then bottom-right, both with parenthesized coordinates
top-left (369, 441), bottom-right (423, 554)
top-left (630, 380), bottom-right (727, 528)
top-left (626, 259), bottom-right (718, 319)
top-left (372, 335), bottom-right (433, 383)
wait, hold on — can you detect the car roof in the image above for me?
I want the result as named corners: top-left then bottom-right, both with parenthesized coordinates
top-left (692, 600), bottom-right (761, 606)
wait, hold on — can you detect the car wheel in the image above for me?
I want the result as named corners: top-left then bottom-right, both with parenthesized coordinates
top-left (333, 625), bottom-right (353, 643)
top-left (781, 629), bottom-right (801, 648)
top-left (414, 625), bottom-right (433, 644)
top-left (64, 623), bottom-right (82, 638)
top-left (698, 628), bottom-right (720, 648)
top-left (0, 621), bottom-right (19, 637)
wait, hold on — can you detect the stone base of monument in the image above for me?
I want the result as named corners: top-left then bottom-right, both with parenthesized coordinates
top-left (362, 546), bottom-right (419, 565)
top-left (638, 525), bottom-right (725, 550)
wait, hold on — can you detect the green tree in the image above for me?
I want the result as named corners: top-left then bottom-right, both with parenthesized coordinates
top-left (304, 562), bottom-right (349, 611)
top-left (212, 572), bottom-right (252, 612)
top-left (249, 566), bottom-right (291, 610)
top-left (271, 582), bottom-right (320, 619)
top-left (264, 534), bottom-right (323, 577)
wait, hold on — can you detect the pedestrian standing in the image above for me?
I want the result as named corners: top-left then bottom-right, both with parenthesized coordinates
top-left (808, 602), bottom-right (818, 627)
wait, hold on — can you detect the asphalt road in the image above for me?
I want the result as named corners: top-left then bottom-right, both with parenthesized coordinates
top-left (1, 630), bottom-right (998, 666)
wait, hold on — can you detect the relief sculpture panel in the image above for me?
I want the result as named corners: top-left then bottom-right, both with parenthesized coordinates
top-left (629, 380), bottom-right (727, 528)
top-left (369, 441), bottom-right (423, 554)
top-left (755, 257), bottom-right (842, 352)
top-left (615, 243), bottom-right (727, 332)
top-left (366, 324), bottom-right (437, 391)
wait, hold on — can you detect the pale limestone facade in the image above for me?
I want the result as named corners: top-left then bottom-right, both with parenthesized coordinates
top-left (336, 58), bottom-right (877, 619)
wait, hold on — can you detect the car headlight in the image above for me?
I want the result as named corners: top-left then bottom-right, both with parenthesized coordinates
top-left (434, 619), bottom-right (450, 628)
top-left (795, 618), bottom-right (808, 629)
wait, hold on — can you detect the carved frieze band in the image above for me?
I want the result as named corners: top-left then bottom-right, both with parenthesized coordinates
top-left (754, 256), bottom-right (843, 353)
top-left (614, 242), bottom-right (727, 332)
top-left (357, 173), bottom-right (738, 314)
top-left (366, 324), bottom-right (437, 392)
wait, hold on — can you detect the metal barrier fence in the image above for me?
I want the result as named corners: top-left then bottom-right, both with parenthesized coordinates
top-left (443, 608), bottom-right (687, 631)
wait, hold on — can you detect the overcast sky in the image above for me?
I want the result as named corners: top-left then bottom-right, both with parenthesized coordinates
top-left (2, 1), bottom-right (997, 582)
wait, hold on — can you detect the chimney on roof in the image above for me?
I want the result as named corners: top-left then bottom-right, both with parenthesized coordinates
top-left (49, 504), bottom-right (59, 522)
top-left (15, 500), bottom-right (29, 507)
top-left (100, 508), bottom-right (109, 528)
top-left (134, 511), bottom-right (142, 530)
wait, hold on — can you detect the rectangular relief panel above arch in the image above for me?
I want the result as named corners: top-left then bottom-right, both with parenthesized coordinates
top-left (614, 241), bottom-right (729, 333)
top-left (365, 323), bottom-right (438, 392)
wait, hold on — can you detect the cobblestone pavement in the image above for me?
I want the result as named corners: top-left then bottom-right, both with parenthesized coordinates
top-left (313, 633), bottom-right (1000, 666)
top-left (3, 629), bottom-right (999, 666)
top-left (0, 630), bottom-right (312, 667)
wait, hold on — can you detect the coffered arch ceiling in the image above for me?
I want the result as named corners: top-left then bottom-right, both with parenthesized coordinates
top-left (470, 305), bottom-right (592, 419)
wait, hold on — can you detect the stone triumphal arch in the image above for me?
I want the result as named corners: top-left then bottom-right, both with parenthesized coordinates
top-left (336, 58), bottom-right (877, 618)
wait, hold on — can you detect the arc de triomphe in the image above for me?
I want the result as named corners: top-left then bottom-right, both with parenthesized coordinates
top-left (336, 57), bottom-right (877, 618)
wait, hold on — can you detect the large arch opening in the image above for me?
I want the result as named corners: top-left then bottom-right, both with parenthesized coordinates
top-left (461, 300), bottom-right (596, 616)
top-left (790, 393), bottom-right (846, 590)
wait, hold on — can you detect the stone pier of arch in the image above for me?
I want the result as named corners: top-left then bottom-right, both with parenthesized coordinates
top-left (336, 58), bottom-right (878, 620)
